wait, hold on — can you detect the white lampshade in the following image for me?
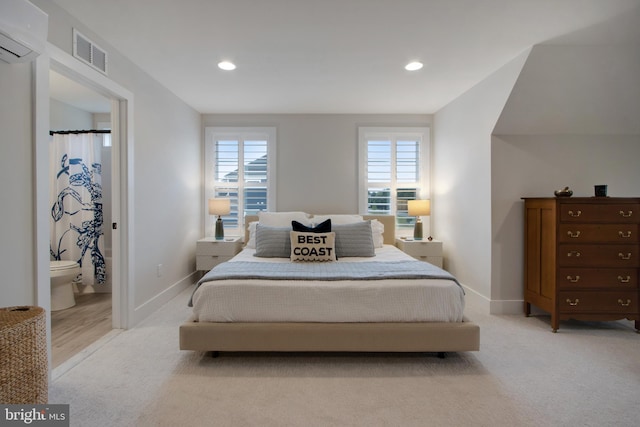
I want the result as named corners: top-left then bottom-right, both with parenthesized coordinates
top-left (408, 199), bottom-right (430, 217)
top-left (208, 198), bottom-right (231, 216)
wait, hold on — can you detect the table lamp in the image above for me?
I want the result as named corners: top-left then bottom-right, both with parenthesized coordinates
top-left (208, 198), bottom-right (231, 240)
top-left (408, 199), bottom-right (431, 240)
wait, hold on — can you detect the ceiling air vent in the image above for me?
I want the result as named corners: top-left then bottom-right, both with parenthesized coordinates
top-left (73, 29), bottom-right (107, 74)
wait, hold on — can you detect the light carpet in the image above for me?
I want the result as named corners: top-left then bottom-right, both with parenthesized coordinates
top-left (50, 286), bottom-right (640, 427)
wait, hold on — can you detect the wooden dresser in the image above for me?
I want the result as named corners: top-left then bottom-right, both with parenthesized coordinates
top-left (522, 197), bottom-right (640, 332)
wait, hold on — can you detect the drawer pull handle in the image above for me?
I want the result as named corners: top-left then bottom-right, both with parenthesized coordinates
top-left (618, 299), bottom-right (631, 307)
top-left (566, 275), bottom-right (580, 283)
top-left (567, 251), bottom-right (581, 257)
top-left (566, 298), bottom-right (579, 306)
top-left (568, 210), bottom-right (581, 217)
top-left (618, 275), bottom-right (631, 283)
top-left (619, 210), bottom-right (633, 218)
top-left (618, 231), bottom-right (632, 238)
top-left (618, 252), bottom-right (632, 260)
top-left (567, 231), bottom-right (581, 238)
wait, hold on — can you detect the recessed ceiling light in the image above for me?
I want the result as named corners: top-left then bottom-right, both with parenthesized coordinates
top-left (218, 61), bottom-right (236, 71)
top-left (405, 61), bottom-right (423, 71)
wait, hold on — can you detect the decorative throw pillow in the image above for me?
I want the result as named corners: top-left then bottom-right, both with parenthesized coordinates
top-left (333, 221), bottom-right (375, 257)
top-left (254, 224), bottom-right (291, 258)
top-left (290, 231), bottom-right (337, 262)
top-left (292, 219), bottom-right (331, 233)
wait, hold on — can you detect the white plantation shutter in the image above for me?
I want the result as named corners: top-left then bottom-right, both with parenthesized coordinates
top-left (215, 140), bottom-right (239, 182)
top-left (205, 127), bottom-right (276, 236)
top-left (359, 128), bottom-right (429, 229)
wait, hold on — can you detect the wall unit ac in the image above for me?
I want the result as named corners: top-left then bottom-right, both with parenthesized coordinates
top-left (0, 0), bottom-right (48, 63)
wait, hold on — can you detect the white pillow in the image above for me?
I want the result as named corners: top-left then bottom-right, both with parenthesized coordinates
top-left (370, 219), bottom-right (384, 248)
top-left (312, 214), bottom-right (363, 225)
top-left (258, 211), bottom-right (311, 227)
top-left (245, 221), bottom-right (258, 248)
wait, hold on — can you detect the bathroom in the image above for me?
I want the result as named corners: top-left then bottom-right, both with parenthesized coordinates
top-left (49, 69), bottom-right (114, 368)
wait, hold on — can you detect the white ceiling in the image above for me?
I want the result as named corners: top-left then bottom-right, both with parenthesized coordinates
top-left (51, 0), bottom-right (640, 114)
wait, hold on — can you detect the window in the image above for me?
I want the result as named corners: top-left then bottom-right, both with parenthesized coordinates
top-left (358, 127), bottom-right (430, 230)
top-left (205, 127), bottom-right (276, 236)
top-left (96, 121), bottom-right (111, 147)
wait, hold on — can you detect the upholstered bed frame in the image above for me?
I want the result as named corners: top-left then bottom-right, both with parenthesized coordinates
top-left (179, 215), bottom-right (480, 354)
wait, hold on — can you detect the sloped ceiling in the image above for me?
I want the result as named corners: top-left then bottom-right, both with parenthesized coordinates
top-left (493, 7), bottom-right (640, 135)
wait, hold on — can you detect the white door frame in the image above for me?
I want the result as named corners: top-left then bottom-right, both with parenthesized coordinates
top-left (34, 43), bottom-right (135, 370)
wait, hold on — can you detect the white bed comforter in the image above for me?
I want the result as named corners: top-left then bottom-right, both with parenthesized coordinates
top-left (191, 245), bottom-right (465, 323)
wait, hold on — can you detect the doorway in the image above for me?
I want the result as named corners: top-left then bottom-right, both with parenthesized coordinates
top-left (49, 70), bottom-right (113, 368)
top-left (34, 44), bottom-right (134, 376)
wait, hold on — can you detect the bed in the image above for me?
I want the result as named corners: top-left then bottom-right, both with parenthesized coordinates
top-left (180, 214), bottom-right (479, 355)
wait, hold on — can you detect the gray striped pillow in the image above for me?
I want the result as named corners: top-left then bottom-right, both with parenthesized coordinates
top-left (254, 224), bottom-right (291, 258)
top-left (333, 221), bottom-right (375, 257)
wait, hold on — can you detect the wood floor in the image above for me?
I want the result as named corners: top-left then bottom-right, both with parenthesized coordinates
top-left (51, 293), bottom-right (112, 369)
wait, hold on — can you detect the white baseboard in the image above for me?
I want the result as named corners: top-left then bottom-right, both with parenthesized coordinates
top-left (461, 285), bottom-right (490, 313)
top-left (133, 272), bottom-right (197, 326)
top-left (461, 284), bottom-right (526, 315)
top-left (489, 299), bottom-right (525, 315)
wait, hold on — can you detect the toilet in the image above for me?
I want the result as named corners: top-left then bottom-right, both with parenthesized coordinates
top-left (50, 260), bottom-right (80, 311)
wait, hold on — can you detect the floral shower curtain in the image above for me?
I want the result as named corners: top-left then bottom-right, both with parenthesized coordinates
top-left (49, 131), bottom-right (106, 285)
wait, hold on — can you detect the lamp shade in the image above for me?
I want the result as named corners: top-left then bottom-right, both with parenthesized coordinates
top-left (408, 199), bottom-right (431, 216)
top-left (208, 198), bottom-right (231, 216)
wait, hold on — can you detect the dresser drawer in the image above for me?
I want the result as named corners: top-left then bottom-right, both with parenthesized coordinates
top-left (524, 197), bottom-right (640, 332)
top-left (558, 244), bottom-right (638, 267)
top-left (559, 290), bottom-right (638, 313)
top-left (396, 240), bottom-right (443, 257)
top-left (395, 239), bottom-right (444, 267)
top-left (557, 268), bottom-right (638, 289)
top-left (196, 255), bottom-right (234, 271)
top-left (560, 203), bottom-right (640, 223)
top-left (558, 224), bottom-right (638, 243)
top-left (196, 240), bottom-right (242, 256)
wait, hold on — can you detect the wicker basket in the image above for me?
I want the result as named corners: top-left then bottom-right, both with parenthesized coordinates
top-left (0, 306), bottom-right (48, 404)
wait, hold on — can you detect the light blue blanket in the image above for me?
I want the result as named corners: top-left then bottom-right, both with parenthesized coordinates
top-left (189, 260), bottom-right (462, 306)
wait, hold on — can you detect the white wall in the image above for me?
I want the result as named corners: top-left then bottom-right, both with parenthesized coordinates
top-left (435, 38), bottom-right (640, 315)
top-left (131, 76), bottom-right (201, 312)
top-left (50, 98), bottom-right (93, 130)
top-left (491, 134), bottom-right (640, 306)
top-left (2, 1), bottom-right (203, 325)
top-left (490, 43), bottom-right (640, 313)
top-left (493, 45), bottom-right (640, 135)
top-left (0, 62), bottom-right (35, 307)
top-left (432, 51), bottom-right (529, 310)
top-left (202, 114), bottom-right (431, 214)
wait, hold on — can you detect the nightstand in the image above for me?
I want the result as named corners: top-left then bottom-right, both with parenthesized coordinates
top-left (196, 236), bottom-right (243, 271)
top-left (395, 238), bottom-right (444, 268)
